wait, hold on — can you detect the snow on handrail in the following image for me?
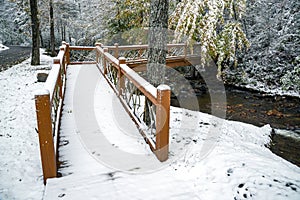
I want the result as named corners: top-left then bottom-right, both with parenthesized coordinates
top-left (120, 63), bottom-right (158, 103)
top-left (34, 42), bottom-right (68, 184)
top-left (44, 63), bottom-right (61, 102)
top-left (95, 45), bottom-right (170, 161)
top-left (69, 46), bottom-right (95, 51)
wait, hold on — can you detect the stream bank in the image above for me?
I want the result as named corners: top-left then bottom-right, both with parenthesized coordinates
top-left (171, 76), bottom-right (300, 167)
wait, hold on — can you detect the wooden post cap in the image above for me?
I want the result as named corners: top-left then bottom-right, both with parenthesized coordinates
top-left (35, 89), bottom-right (50, 97)
top-left (53, 58), bottom-right (60, 64)
top-left (119, 57), bottom-right (126, 64)
top-left (157, 84), bottom-right (170, 91)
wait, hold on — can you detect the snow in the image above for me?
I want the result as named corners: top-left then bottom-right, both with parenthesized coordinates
top-left (0, 50), bottom-right (52, 199)
top-left (0, 54), bottom-right (300, 200)
top-left (34, 89), bottom-right (50, 96)
top-left (45, 64), bottom-right (299, 199)
top-left (44, 64), bottom-right (61, 100)
top-left (157, 84), bottom-right (171, 91)
top-left (0, 44), bottom-right (9, 51)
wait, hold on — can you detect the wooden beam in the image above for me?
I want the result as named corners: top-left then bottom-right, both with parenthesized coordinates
top-left (126, 57), bottom-right (194, 71)
top-left (155, 85), bottom-right (171, 162)
top-left (35, 90), bottom-right (57, 184)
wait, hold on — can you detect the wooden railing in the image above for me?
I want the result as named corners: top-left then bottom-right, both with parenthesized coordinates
top-left (34, 42), bottom-right (69, 184)
top-left (96, 43), bottom-right (172, 161)
top-left (103, 43), bottom-right (188, 61)
top-left (35, 42), bottom-right (193, 183)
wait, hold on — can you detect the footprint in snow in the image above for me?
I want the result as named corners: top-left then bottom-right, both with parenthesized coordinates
top-left (234, 183), bottom-right (255, 200)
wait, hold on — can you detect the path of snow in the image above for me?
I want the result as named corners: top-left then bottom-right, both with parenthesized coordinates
top-left (43, 64), bottom-right (300, 200)
top-left (0, 51), bottom-right (52, 199)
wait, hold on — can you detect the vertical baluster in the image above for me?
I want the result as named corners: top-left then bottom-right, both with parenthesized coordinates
top-left (155, 85), bottom-right (171, 162)
top-left (103, 48), bottom-right (108, 75)
top-left (118, 57), bottom-right (126, 96)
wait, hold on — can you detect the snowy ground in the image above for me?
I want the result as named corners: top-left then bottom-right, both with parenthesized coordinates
top-left (0, 50), bottom-right (52, 199)
top-left (0, 53), bottom-right (299, 200)
top-left (45, 64), bottom-right (299, 199)
top-left (0, 44), bottom-right (9, 51)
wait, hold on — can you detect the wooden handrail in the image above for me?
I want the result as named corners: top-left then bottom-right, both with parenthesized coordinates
top-left (69, 46), bottom-right (95, 51)
top-left (96, 45), bottom-right (171, 161)
top-left (104, 52), bottom-right (119, 67)
top-left (35, 41), bottom-right (179, 181)
top-left (102, 43), bottom-right (188, 50)
top-left (34, 42), bottom-right (67, 184)
top-left (119, 63), bottom-right (158, 104)
top-left (97, 47), bottom-right (158, 104)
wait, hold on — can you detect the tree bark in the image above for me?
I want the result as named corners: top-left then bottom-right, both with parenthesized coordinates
top-left (30, 0), bottom-right (40, 65)
top-left (39, 30), bottom-right (44, 48)
top-left (147, 0), bottom-right (169, 87)
top-left (50, 0), bottom-right (56, 57)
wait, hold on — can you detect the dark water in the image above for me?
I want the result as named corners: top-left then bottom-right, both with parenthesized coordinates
top-left (0, 46), bottom-right (31, 72)
top-left (171, 82), bottom-right (300, 167)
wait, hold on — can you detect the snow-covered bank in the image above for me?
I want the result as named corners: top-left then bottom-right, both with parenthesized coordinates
top-left (0, 51), bottom-right (52, 199)
top-left (224, 76), bottom-right (300, 98)
top-left (0, 44), bottom-right (9, 51)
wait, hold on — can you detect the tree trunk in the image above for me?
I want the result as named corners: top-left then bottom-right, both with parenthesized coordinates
top-left (63, 25), bottom-right (66, 42)
top-left (39, 30), bottom-right (44, 48)
top-left (50, 0), bottom-right (56, 57)
top-left (30, 0), bottom-right (40, 65)
top-left (147, 0), bottom-right (169, 87)
top-left (61, 23), bottom-right (64, 41)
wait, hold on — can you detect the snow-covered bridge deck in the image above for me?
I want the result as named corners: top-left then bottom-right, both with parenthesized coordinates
top-left (43, 63), bottom-right (168, 199)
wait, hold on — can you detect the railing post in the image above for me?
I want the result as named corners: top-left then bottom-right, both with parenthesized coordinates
top-left (103, 48), bottom-right (108, 74)
top-left (62, 41), bottom-right (70, 65)
top-left (59, 46), bottom-right (66, 74)
top-left (35, 90), bottom-right (57, 184)
top-left (114, 43), bottom-right (119, 58)
top-left (118, 57), bottom-right (126, 96)
top-left (95, 43), bottom-right (102, 64)
top-left (155, 85), bottom-right (171, 162)
top-left (53, 58), bottom-right (63, 98)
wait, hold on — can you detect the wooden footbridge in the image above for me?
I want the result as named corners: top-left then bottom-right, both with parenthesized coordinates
top-left (34, 42), bottom-right (201, 184)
